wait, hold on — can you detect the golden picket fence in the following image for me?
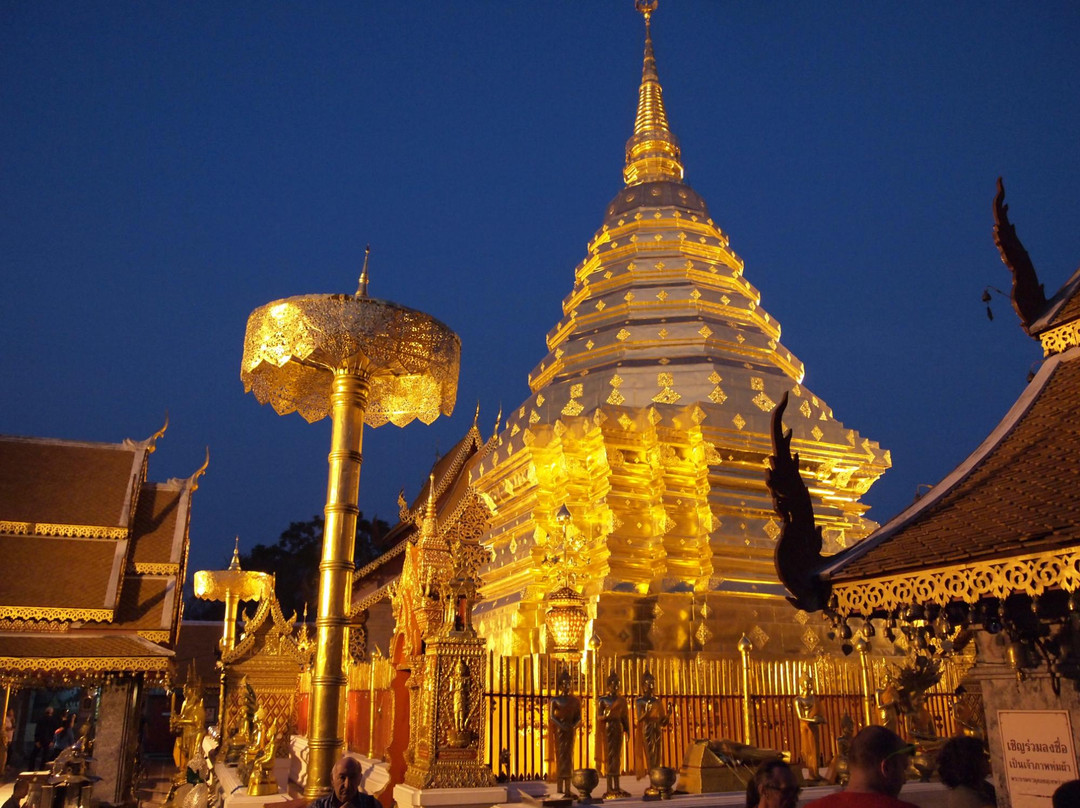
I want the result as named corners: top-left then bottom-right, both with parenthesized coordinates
top-left (343, 652), bottom-right (976, 781)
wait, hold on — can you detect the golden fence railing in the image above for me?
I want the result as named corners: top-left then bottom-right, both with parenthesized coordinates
top-left (345, 650), bottom-right (981, 782)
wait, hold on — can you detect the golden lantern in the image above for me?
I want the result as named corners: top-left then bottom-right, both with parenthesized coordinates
top-left (545, 585), bottom-right (589, 658)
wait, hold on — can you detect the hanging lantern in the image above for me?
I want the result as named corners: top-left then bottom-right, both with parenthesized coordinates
top-left (546, 586), bottom-right (589, 658)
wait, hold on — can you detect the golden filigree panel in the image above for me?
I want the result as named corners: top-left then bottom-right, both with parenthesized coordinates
top-left (0, 656), bottom-right (170, 674)
top-left (0, 521), bottom-right (126, 540)
top-left (0, 606), bottom-right (112, 622)
top-left (833, 547), bottom-right (1080, 616)
top-left (1040, 322), bottom-right (1080, 356)
top-left (132, 562), bottom-right (180, 575)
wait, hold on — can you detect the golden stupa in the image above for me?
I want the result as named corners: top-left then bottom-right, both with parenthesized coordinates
top-left (466, 2), bottom-right (890, 659)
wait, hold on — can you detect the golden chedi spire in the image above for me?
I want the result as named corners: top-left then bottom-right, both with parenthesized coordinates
top-left (467, 2), bottom-right (890, 659)
top-left (624, 0), bottom-right (684, 186)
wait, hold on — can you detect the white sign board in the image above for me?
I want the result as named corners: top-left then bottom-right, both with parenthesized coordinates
top-left (999, 709), bottom-right (1078, 807)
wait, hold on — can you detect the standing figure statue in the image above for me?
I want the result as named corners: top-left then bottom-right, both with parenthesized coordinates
top-left (171, 673), bottom-right (206, 782)
top-left (875, 675), bottom-right (900, 734)
top-left (795, 673), bottom-right (826, 783)
top-left (634, 670), bottom-right (669, 772)
top-left (596, 670), bottom-right (630, 799)
top-left (549, 670), bottom-right (583, 798)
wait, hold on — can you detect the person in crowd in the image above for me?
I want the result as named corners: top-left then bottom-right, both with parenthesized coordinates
top-left (806, 726), bottom-right (919, 808)
top-left (746, 760), bottom-right (800, 808)
top-left (1053, 779), bottom-right (1080, 808)
top-left (936, 736), bottom-right (995, 807)
top-left (47, 714), bottom-right (76, 762)
top-left (308, 756), bottom-right (378, 808)
top-left (0, 777), bottom-right (29, 808)
top-left (29, 706), bottom-right (56, 770)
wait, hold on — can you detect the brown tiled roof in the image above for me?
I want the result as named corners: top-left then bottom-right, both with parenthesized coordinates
top-left (1037, 266), bottom-right (1080, 332)
top-left (130, 483), bottom-right (186, 566)
top-left (113, 576), bottom-right (174, 631)
top-left (0, 534), bottom-right (125, 616)
top-left (0, 633), bottom-right (172, 677)
top-left (0, 436), bottom-right (146, 530)
top-left (829, 347), bottom-right (1080, 582)
top-left (174, 621), bottom-right (223, 685)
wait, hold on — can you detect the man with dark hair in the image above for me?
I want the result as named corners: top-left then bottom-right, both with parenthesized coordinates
top-left (1053, 779), bottom-right (1080, 808)
top-left (309, 756), bottom-right (378, 808)
top-left (29, 706), bottom-right (57, 770)
top-left (806, 726), bottom-right (918, 808)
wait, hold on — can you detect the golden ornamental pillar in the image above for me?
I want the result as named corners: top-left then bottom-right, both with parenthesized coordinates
top-left (854, 637), bottom-right (874, 727)
top-left (241, 273), bottom-right (460, 798)
top-left (737, 634), bottom-right (753, 746)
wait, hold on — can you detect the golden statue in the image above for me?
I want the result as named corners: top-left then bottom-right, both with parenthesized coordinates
top-left (824, 714), bottom-right (854, 784)
top-left (170, 667), bottom-right (206, 782)
top-left (549, 670), bottom-right (582, 798)
top-left (225, 675), bottom-right (256, 765)
top-left (634, 670), bottom-right (668, 773)
top-left (239, 704), bottom-right (270, 784)
top-left (875, 675), bottom-right (900, 734)
top-left (596, 670), bottom-right (630, 799)
top-left (247, 717), bottom-right (280, 796)
top-left (447, 658), bottom-right (477, 748)
top-left (795, 673), bottom-right (826, 782)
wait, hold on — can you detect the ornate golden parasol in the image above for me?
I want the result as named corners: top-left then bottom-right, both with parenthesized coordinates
top-left (240, 257), bottom-right (460, 797)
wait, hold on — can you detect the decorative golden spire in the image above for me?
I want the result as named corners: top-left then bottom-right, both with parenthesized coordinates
top-left (624, 0), bottom-right (684, 187)
top-left (229, 536), bottom-right (242, 570)
top-left (356, 244), bottom-right (371, 297)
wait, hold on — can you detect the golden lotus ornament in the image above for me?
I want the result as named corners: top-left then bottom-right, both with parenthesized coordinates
top-left (241, 282), bottom-right (460, 798)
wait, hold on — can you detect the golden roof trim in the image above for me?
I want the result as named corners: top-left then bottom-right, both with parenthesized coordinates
top-left (137, 630), bottom-right (171, 644)
top-left (351, 581), bottom-right (394, 616)
top-left (832, 546), bottom-right (1080, 617)
top-left (1040, 320), bottom-right (1080, 356)
top-left (132, 562), bottom-right (180, 575)
top-left (353, 539), bottom-right (407, 581)
top-left (0, 521), bottom-right (128, 540)
top-left (0, 655), bottom-right (171, 675)
top-left (0, 606), bottom-right (113, 623)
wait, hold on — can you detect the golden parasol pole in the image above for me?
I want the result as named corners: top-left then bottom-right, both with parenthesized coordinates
top-left (308, 367), bottom-right (370, 791)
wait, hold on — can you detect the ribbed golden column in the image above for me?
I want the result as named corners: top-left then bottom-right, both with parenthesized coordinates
top-left (308, 369), bottom-right (370, 793)
top-left (241, 287), bottom-right (460, 797)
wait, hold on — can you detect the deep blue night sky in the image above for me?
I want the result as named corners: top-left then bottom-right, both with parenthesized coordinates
top-left (2, 2), bottom-right (1078, 576)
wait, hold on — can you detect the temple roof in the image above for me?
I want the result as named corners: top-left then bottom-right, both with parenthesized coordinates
top-left (0, 428), bottom-right (203, 682)
top-left (0, 632), bottom-right (173, 680)
top-left (825, 344), bottom-right (1080, 583)
top-left (813, 184), bottom-right (1080, 606)
top-left (0, 435), bottom-right (152, 537)
top-left (0, 533), bottom-right (126, 621)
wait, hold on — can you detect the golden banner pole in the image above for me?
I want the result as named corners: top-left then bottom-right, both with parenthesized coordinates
top-left (737, 635), bottom-right (753, 746)
top-left (368, 651), bottom-right (379, 758)
top-left (855, 638), bottom-right (874, 727)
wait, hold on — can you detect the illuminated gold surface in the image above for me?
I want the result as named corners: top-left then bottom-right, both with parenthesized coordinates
top-left (241, 294), bottom-right (459, 426)
top-left (1040, 321), bottom-right (1080, 355)
top-left (243, 286), bottom-right (459, 797)
top-left (0, 520), bottom-right (127, 540)
top-left (831, 546), bottom-right (1080, 617)
top-left (468, 2), bottom-right (888, 657)
top-left (194, 543), bottom-right (270, 654)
